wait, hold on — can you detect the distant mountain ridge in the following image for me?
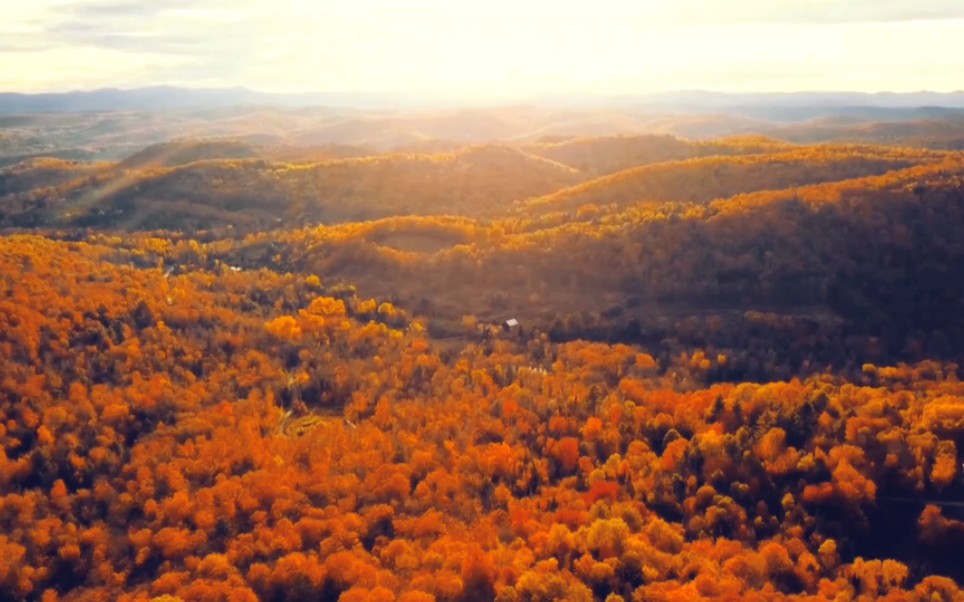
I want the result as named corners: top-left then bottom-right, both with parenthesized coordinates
top-left (618, 90), bottom-right (964, 109)
top-left (2, 86), bottom-right (964, 115)
top-left (545, 91), bottom-right (964, 122)
top-left (0, 86), bottom-right (408, 113)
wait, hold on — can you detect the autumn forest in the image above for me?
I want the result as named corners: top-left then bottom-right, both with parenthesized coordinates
top-left (2, 104), bottom-right (964, 601)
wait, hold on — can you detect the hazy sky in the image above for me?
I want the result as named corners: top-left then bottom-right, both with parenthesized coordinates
top-left (2, 0), bottom-right (964, 97)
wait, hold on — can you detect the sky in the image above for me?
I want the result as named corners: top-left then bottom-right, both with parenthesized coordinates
top-left (2, 0), bottom-right (963, 99)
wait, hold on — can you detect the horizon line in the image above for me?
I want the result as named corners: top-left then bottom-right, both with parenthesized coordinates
top-left (2, 85), bottom-right (964, 97)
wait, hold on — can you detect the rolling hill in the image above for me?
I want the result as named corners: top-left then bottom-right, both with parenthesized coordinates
top-left (517, 145), bottom-right (946, 217)
top-left (1, 144), bottom-right (583, 230)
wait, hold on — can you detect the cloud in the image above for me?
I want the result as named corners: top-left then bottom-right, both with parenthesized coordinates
top-left (0, 35), bottom-right (50, 53)
top-left (44, 0), bottom-right (241, 56)
top-left (64, 0), bottom-right (200, 18)
top-left (3, 0), bottom-right (964, 94)
top-left (659, 0), bottom-right (964, 24)
top-left (46, 21), bottom-right (207, 54)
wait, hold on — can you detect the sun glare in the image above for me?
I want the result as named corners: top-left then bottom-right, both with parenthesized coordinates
top-left (2, 0), bottom-right (964, 95)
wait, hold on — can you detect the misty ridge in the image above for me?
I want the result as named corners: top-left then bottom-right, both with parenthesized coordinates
top-left (3, 85), bottom-right (964, 114)
top-left (4, 87), bottom-right (964, 168)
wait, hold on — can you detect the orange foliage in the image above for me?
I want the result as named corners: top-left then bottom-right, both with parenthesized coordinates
top-left (2, 137), bottom-right (964, 601)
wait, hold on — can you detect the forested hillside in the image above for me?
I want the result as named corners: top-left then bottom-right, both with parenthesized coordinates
top-left (1, 124), bottom-right (964, 601)
top-left (1, 145), bottom-right (582, 230)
